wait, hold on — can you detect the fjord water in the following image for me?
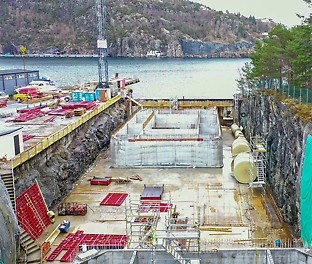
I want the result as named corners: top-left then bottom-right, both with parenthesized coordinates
top-left (0, 57), bottom-right (249, 99)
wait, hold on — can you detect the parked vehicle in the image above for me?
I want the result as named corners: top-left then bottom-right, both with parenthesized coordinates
top-left (58, 220), bottom-right (70, 233)
top-left (0, 91), bottom-right (9, 101)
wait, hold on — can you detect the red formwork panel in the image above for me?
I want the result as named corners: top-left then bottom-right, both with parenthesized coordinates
top-left (47, 231), bottom-right (127, 262)
top-left (140, 202), bottom-right (173, 213)
top-left (16, 183), bottom-right (50, 240)
top-left (100, 193), bottom-right (128, 206)
top-left (90, 177), bottom-right (111, 185)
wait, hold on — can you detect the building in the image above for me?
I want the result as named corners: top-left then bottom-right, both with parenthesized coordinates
top-left (0, 127), bottom-right (24, 161)
top-left (0, 69), bottom-right (39, 95)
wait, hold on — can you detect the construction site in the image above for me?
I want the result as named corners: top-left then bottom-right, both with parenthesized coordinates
top-left (0, 0), bottom-right (310, 263)
top-left (0, 93), bottom-right (309, 264)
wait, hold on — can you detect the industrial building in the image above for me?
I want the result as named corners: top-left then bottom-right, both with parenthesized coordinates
top-left (0, 69), bottom-right (39, 95)
top-left (111, 108), bottom-right (223, 168)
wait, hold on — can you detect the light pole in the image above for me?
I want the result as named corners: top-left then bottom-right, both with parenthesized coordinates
top-left (20, 46), bottom-right (27, 86)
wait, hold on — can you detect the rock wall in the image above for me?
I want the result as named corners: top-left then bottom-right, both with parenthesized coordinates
top-left (240, 92), bottom-right (310, 235)
top-left (180, 40), bottom-right (254, 58)
top-left (13, 101), bottom-right (128, 208)
top-left (0, 179), bottom-right (19, 264)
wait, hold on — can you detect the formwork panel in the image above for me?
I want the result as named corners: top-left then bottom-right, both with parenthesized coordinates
top-left (111, 108), bottom-right (223, 168)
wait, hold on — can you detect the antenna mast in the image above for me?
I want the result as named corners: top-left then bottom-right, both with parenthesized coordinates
top-left (96, 0), bottom-right (109, 88)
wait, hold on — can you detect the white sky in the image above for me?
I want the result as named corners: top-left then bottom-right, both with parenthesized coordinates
top-left (193, 0), bottom-right (311, 27)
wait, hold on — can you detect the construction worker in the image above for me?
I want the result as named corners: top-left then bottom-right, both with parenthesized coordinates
top-left (47, 211), bottom-right (55, 224)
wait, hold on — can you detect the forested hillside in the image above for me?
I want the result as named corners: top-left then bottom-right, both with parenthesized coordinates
top-left (0, 0), bottom-right (274, 57)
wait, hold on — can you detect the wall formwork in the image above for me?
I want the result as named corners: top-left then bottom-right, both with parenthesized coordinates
top-left (111, 108), bottom-right (223, 168)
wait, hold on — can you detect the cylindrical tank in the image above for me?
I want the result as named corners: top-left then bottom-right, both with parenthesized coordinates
top-left (231, 123), bottom-right (240, 135)
top-left (233, 152), bottom-right (257, 184)
top-left (231, 137), bottom-right (251, 157)
top-left (234, 130), bottom-right (244, 139)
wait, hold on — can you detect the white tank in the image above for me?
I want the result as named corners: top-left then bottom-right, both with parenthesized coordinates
top-left (231, 123), bottom-right (240, 135)
top-left (233, 152), bottom-right (257, 184)
top-left (231, 137), bottom-right (251, 157)
top-left (234, 130), bottom-right (244, 139)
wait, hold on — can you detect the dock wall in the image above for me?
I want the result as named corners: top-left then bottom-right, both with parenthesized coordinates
top-left (13, 101), bottom-right (129, 207)
top-left (240, 92), bottom-right (311, 236)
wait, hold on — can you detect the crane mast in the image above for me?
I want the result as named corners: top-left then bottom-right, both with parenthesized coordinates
top-left (96, 0), bottom-right (109, 88)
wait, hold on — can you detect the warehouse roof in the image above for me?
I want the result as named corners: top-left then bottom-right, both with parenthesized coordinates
top-left (0, 69), bottom-right (39, 75)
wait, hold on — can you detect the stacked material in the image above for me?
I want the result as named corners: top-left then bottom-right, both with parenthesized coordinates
top-left (6, 108), bottom-right (44, 122)
top-left (74, 107), bottom-right (86, 116)
top-left (233, 152), bottom-right (257, 183)
top-left (62, 101), bottom-right (96, 110)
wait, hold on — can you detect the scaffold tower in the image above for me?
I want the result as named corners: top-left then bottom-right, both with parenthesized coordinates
top-left (125, 196), bottom-right (201, 264)
top-left (249, 135), bottom-right (267, 187)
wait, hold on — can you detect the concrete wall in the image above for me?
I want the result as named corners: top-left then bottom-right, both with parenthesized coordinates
top-left (80, 249), bottom-right (312, 264)
top-left (111, 109), bottom-right (223, 168)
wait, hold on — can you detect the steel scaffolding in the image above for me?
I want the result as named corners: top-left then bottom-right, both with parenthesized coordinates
top-left (249, 135), bottom-right (267, 188)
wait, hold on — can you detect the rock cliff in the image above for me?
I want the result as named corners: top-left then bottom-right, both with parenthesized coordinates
top-left (0, 0), bottom-right (274, 58)
top-left (0, 180), bottom-right (19, 264)
top-left (240, 91), bottom-right (309, 235)
top-left (13, 102), bottom-right (128, 207)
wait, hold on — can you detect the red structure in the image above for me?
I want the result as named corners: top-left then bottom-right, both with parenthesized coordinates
top-left (62, 101), bottom-right (96, 110)
top-left (16, 183), bottom-right (50, 240)
top-left (90, 177), bottom-right (112, 185)
top-left (100, 193), bottom-right (128, 206)
top-left (140, 202), bottom-right (172, 213)
top-left (47, 231), bottom-right (127, 262)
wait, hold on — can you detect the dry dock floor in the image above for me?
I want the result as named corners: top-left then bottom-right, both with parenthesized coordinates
top-left (37, 127), bottom-right (293, 263)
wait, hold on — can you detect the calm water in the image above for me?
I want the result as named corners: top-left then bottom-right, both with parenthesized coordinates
top-left (0, 57), bottom-right (249, 99)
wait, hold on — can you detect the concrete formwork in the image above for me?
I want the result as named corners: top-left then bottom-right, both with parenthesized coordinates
top-left (111, 108), bottom-right (223, 168)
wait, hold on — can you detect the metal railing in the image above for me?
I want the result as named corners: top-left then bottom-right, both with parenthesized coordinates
top-left (11, 95), bottom-right (121, 168)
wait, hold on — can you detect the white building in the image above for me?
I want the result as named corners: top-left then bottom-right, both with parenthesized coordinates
top-left (0, 127), bottom-right (24, 161)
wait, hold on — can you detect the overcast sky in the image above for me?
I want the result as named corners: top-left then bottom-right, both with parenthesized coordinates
top-left (193, 0), bottom-right (311, 27)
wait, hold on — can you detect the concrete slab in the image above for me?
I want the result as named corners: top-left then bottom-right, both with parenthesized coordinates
top-left (38, 126), bottom-right (293, 264)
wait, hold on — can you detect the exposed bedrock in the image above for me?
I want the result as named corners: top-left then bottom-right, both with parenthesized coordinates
top-left (13, 102), bottom-right (128, 208)
top-left (240, 92), bottom-right (310, 235)
top-left (0, 179), bottom-right (19, 264)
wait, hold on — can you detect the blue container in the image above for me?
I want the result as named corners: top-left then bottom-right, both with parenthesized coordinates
top-left (84, 92), bottom-right (96, 101)
top-left (95, 89), bottom-right (105, 100)
top-left (71, 91), bottom-right (84, 102)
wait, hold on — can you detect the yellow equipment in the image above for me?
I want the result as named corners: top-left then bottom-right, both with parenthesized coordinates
top-left (47, 211), bottom-right (55, 224)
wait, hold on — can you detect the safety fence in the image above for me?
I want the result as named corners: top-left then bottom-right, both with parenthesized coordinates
top-left (11, 95), bottom-right (121, 168)
top-left (200, 238), bottom-right (302, 250)
top-left (248, 79), bottom-right (312, 105)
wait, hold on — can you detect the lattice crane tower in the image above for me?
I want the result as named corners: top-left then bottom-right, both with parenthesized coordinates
top-left (96, 0), bottom-right (109, 88)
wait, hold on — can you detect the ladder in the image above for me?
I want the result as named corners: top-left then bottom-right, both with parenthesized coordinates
top-left (129, 251), bottom-right (137, 264)
top-left (266, 249), bottom-right (275, 264)
top-left (165, 242), bottom-right (188, 264)
top-left (24, 193), bottom-right (46, 231)
top-left (234, 94), bottom-right (239, 124)
top-left (249, 136), bottom-right (267, 187)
